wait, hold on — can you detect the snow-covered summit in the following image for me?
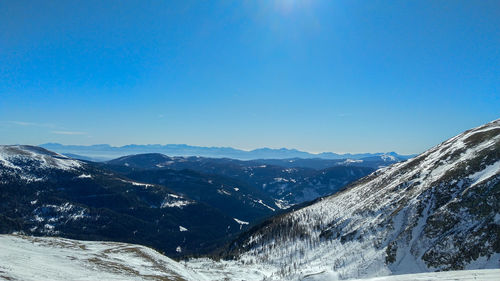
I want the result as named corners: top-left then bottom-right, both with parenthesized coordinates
top-left (0, 145), bottom-right (82, 169)
top-left (0, 145), bottom-right (83, 182)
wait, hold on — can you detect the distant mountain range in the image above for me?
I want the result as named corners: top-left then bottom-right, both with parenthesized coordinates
top-left (39, 143), bottom-right (415, 161)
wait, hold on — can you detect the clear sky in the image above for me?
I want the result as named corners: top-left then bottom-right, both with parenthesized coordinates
top-left (0, 1), bottom-right (498, 154)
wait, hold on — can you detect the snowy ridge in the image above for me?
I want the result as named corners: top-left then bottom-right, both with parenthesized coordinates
top-left (186, 119), bottom-right (500, 280)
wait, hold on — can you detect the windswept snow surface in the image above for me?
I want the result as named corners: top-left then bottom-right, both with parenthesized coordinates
top-left (186, 119), bottom-right (500, 280)
top-left (0, 235), bottom-right (203, 281)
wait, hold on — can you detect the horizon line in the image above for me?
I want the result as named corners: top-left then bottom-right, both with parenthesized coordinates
top-left (37, 142), bottom-right (417, 156)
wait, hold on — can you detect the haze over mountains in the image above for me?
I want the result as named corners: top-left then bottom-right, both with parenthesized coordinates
top-left (40, 143), bottom-right (415, 162)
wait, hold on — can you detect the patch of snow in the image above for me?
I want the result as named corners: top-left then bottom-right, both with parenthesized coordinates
top-left (468, 160), bottom-right (500, 187)
top-left (160, 194), bottom-right (193, 209)
top-left (233, 218), bottom-right (249, 230)
top-left (161, 200), bottom-right (192, 208)
top-left (273, 177), bottom-right (289, 182)
top-left (274, 199), bottom-right (293, 209)
top-left (251, 199), bottom-right (276, 211)
top-left (233, 218), bottom-right (249, 225)
top-left (380, 154), bottom-right (396, 162)
top-left (217, 189), bottom-right (231, 196)
top-left (120, 179), bottom-right (154, 188)
top-left (344, 159), bottom-right (364, 164)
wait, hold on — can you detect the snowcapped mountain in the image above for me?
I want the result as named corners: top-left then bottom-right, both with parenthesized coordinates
top-left (0, 145), bottom-right (82, 183)
top-left (185, 119), bottom-right (500, 280)
top-left (0, 145), bottom-right (244, 257)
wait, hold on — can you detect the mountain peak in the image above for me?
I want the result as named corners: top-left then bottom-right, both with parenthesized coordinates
top-left (0, 145), bottom-right (82, 174)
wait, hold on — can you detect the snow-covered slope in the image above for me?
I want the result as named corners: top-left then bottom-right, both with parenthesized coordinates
top-left (186, 119), bottom-right (500, 280)
top-left (1, 234), bottom-right (498, 281)
top-left (0, 234), bottom-right (202, 281)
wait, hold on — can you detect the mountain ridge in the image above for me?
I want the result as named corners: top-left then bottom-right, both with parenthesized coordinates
top-left (39, 142), bottom-right (415, 161)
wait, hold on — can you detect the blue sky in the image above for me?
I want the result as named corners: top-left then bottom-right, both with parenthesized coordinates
top-left (0, 1), bottom-right (498, 154)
